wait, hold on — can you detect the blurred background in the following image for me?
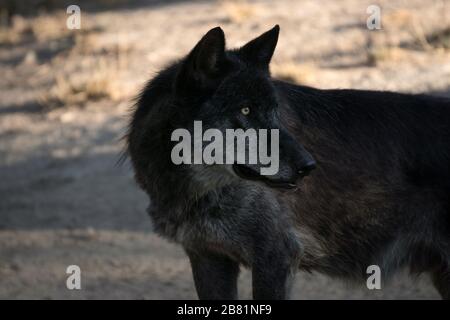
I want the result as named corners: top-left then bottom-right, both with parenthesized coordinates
top-left (0, 0), bottom-right (449, 299)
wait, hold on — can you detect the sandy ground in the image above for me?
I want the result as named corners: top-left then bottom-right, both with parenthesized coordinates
top-left (1, 0), bottom-right (449, 299)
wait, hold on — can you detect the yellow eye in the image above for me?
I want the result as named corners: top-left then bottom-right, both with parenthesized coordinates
top-left (241, 107), bottom-right (250, 115)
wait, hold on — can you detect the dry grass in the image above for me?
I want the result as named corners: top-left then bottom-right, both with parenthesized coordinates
top-left (0, 0), bottom-right (132, 19)
top-left (383, 7), bottom-right (450, 51)
top-left (39, 59), bottom-right (128, 108)
top-left (363, 5), bottom-right (450, 66)
top-left (272, 63), bottom-right (319, 85)
top-left (0, 12), bottom-right (75, 45)
top-left (366, 46), bottom-right (415, 66)
top-left (71, 30), bottom-right (133, 61)
top-left (29, 12), bottom-right (70, 42)
top-left (0, 4), bottom-right (107, 46)
top-left (219, 0), bottom-right (264, 24)
top-left (425, 27), bottom-right (450, 49)
top-left (2, 11), bottom-right (134, 108)
top-left (383, 9), bottom-right (417, 29)
top-left (0, 15), bottom-right (32, 44)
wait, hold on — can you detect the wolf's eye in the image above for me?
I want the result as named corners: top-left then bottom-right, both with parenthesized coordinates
top-left (241, 107), bottom-right (250, 116)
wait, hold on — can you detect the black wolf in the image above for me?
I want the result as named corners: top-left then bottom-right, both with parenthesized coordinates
top-left (127, 25), bottom-right (450, 299)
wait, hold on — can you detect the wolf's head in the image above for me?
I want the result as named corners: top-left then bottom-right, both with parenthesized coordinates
top-left (170, 26), bottom-right (316, 190)
top-left (129, 26), bottom-right (316, 197)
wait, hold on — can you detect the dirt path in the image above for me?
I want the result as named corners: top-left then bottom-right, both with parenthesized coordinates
top-left (1, 0), bottom-right (449, 299)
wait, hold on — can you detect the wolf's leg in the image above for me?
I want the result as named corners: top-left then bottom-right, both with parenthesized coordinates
top-left (431, 264), bottom-right (450, 300)
top-left (186, 249), bottom-right (240, 300)
top-left (252, 245), bottom-right (298, 300)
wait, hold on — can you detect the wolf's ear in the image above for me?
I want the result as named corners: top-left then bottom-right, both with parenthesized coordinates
top-left (175, 27), bottom-right (226, 95)
top-left (239, 25), bottom-right (279, 70)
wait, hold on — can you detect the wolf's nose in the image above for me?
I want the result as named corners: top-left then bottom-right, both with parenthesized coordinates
top-left (298, 161), bottom-right (316, 177)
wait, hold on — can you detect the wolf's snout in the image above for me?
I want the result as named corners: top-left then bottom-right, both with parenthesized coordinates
top-left (298, 160), bottom-right (316, 177)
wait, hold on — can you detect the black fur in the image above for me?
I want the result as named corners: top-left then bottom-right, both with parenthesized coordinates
top-left (126, 26), bottom-right (450, 299)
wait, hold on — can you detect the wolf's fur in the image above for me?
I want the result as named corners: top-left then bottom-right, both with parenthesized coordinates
top-left (127, 26), bottom-right (450, 299)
